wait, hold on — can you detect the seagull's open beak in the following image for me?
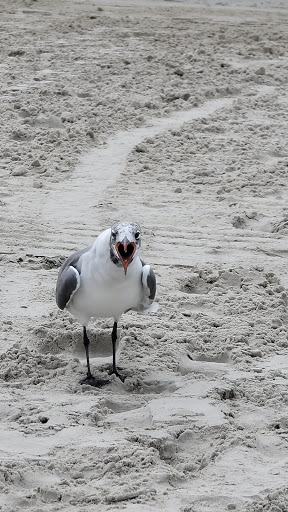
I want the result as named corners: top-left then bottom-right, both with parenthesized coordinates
top-left (116, 237), bottom-right (136, 275)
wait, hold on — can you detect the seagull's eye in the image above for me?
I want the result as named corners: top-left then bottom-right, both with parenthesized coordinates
top-left (135, 231), bottom-right (140, 241)
top-left (111, 231), bottom-right (117, 240)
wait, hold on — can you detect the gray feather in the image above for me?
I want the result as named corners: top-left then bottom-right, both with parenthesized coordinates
top-left (56, 247), bottom-right (90, 310)
top-left (140, 259), bottom-right (156, 301)
top-left (146, 267), bottom-right (156, 300)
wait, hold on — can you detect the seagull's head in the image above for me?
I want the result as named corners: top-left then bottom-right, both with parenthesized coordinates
top-left (110, 221), bottom-right (141, 275)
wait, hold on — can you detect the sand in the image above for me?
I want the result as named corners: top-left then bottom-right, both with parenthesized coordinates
top-left (1, 0), bottom-right (288, 510)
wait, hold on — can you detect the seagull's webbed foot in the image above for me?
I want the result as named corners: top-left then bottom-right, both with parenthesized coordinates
top-left (108, 367), bottom-right (128, 383)
top-left (80, 372), bottom-right (110, 388)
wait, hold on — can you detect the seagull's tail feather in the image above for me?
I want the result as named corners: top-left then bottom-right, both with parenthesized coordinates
top-left (137, 301), bottom-right (159, 315)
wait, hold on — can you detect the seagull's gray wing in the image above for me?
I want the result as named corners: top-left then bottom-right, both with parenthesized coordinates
top-left (135, 259), bottom-right (159, 314)
top-left (141, 259), bottom-right (156, 301)
top-left (56, 247), bottom-right (91, 310)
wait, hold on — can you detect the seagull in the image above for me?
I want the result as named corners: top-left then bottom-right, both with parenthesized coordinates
top-left (56, 221), bottom-right (158, 386)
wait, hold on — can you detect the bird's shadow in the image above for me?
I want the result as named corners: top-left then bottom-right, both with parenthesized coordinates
top-left (35, 322), bottom-right (121, 359)
top-left (73, 327), bottom-right (121, 359)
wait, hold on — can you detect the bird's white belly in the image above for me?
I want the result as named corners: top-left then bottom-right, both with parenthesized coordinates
top-left (67, 271), bottom-right (142, 324)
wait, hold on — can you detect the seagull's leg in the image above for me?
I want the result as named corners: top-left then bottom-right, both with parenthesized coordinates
top-left (83, 326), bottom-right (92, 379)
top-left (80, 326), bottom-right (109, 387)
top-left (111, 321), bottom-right (127, 383)
top-left (112, 321), bottom-right (118, 376)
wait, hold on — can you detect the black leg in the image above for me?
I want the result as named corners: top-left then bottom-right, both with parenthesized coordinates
top-left (111, 321), bottom-right (127, 383)
top-left (80, 326), bottom-right (109, 387)
top-left (112, 321), bottom-right (118, 376)
top-left (83, 326), bottom-right (92, 379)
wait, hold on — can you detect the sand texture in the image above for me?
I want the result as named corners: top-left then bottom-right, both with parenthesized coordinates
top-left (1, 0), bottom-right (288, 510)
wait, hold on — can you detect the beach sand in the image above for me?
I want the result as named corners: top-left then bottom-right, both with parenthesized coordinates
top-left (1, 0), bottom-right (288, 510)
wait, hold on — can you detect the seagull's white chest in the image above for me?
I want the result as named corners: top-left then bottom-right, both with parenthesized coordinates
top-left (67, 249), bottom-right (142, 324)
